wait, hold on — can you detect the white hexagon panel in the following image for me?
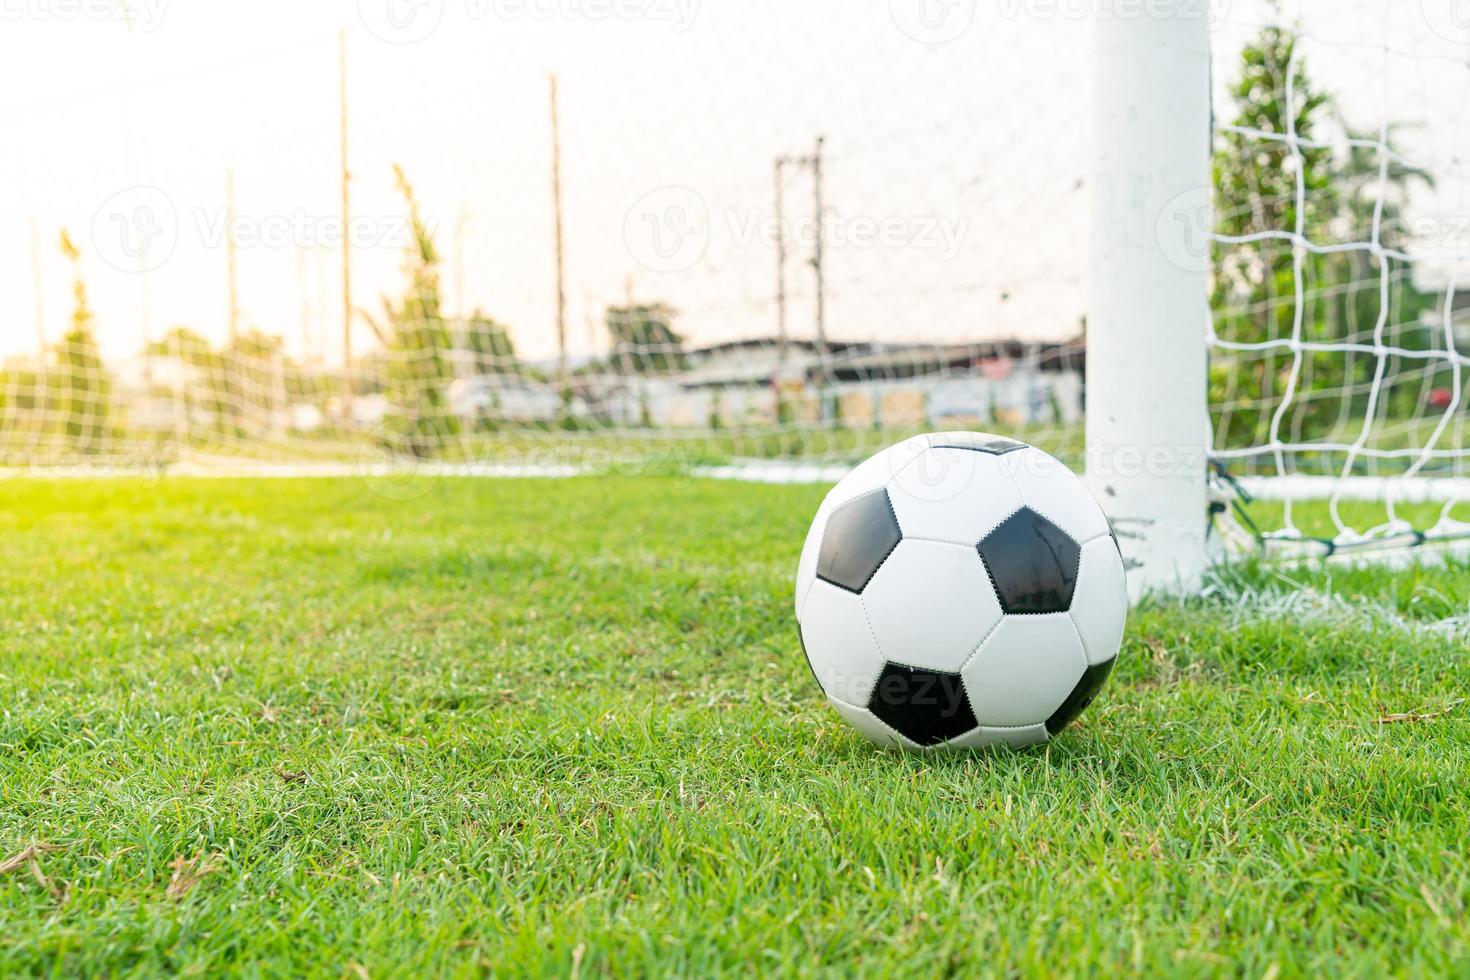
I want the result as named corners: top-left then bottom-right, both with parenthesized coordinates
top-left (798, 580), bottom-right (888, 708)
top-left (1069, 536), bottom-right (1128, 666)
top-left (962, 613), bottom-right (1086, 729)
top-left (887, 447), bottom-right (1025, 545)
top-left (793, 500), bottom-right (830, 622)
top-left (824, 434), bottom-right (931, 509)
top-left (945, 723), bottom-right (1050, 751)
top-left (861, 539), bottom-right (1004, 674)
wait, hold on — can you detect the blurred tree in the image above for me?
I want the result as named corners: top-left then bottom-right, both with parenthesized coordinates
top-left (147, 326), bottom-right (230, 435)
top-left (1327, 120), bottom-right (1439, 422)
top-left (462, 313), bottom-right (517, 375)
top-left (607, 303), bottom-right (687, 374)
top-left (229, 328), bottom-right (290, 429)
top-left (1209, 16), bottom-right (1437, 454)
top-left (148, 325), bottom-right (216, 364)
top-left (0, 362), bottom-right (47, 440)
top-left (365, 165), bottom-right (459, 457)
top-left (55, 230), bottom-right (112, 452)
top-left (146, 326), bottom-right (299, 438)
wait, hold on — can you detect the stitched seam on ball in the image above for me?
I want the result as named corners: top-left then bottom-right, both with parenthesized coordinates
top-left (870, 656), bottom-right (971, 676)
top-left (876, 719), bottom-right (919, 749)
top-left (796, 578), bottom-right (816, 629)
top-left (884, 443), bottom-right (933, 493)
top-left (902, 534), bottom-right (991, 549)
top-left (855, 597), bottom-right (886, 707)
top-left (1005, 448), bottom-right (1080, 544)
top-left (929, 443), bottom-right (1025, 456)
top-left (804, 581), bottom-right (886, 707)
top-left (957, 613), bottom-right (1007, 676)
top-left (1062, 608), bottom-right (1092, 674)
top-left (1075, 528), bottom-right (1119, 549)
top-left (854, 489), bottom-right (902, 592)
top-left (826, 690), bottom-right (867, 711)
top-left (1063, 521), bottom-right (1084, 610)
top-left (1020, 493), bottom-right (1099, 569)
top-left (888, 444), bottom-right (1000, 520)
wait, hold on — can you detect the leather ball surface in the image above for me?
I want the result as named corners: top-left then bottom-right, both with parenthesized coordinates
top-left (795, 432), bottom-right (1126, 750)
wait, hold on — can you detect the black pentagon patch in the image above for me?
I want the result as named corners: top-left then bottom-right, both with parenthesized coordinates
top-left (977, 508), bottom-right (1081, 613)
top-left (930, 434), bottom-right (1027, 456)
top-left (866, 662), bottom-right (979, 746)
top-left (1045, 657), bottom-right (1116, 735)
top-left (816, 490), bottom-right (901, 594)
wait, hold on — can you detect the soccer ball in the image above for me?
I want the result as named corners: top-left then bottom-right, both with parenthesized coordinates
top-left (794, 432), bottom-right (1127, 750)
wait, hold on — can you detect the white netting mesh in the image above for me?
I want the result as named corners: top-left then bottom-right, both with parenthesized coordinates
top-left (1, 9), bottom-right (1087, 475)
top-left (1208, 0), bottom-right (1470, 556)
top-left (4, 3), bottom-right (1469, 562)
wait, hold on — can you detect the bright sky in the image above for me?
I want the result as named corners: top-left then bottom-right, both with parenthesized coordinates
top-left (1, 0), bottom-right (1467, 364)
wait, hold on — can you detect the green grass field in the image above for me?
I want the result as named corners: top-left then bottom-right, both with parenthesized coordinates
top-left (2, 476), bottom-right (1468, 976)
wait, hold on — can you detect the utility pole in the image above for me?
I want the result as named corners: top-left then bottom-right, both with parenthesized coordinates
top-left (226, 167), bottom-right (240, 345)
top-left (29, 217), bottom-right (44, 355)
top-left (773, 157), bottom-right (788, 366)
top-left (811, 135), bottom-right (826, 362)
top-left (773, 156), bottom-right (792, 424)
top-left (549, 74), bottom-right (568, 393)
top-left (338, 27), bottom-right (354, 423)
top-left (775, 136), bottom-right (830, 418)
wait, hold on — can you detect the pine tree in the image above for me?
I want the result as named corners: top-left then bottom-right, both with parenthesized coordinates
top-left (367, 166), bottom-right (460, 457)
top-left (55, 230), bottom-right (112, 453)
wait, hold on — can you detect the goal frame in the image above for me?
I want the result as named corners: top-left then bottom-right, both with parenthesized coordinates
top-left (1087, 4), bottom-right (1213, 598)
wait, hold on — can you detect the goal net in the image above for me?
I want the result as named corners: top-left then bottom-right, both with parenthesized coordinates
top-left (2, 13), bottom-right (1086, 479)
top-left (3, 3), bottom-right (1467, 579)
top-left (1206, 1), bottom-right (1470, 561)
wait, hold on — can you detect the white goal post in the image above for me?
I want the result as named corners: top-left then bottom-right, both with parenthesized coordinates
top-left (1090, 2), bottom-right (1470, 594)
top-left (1087, 5), bottom-right (1212, 598)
